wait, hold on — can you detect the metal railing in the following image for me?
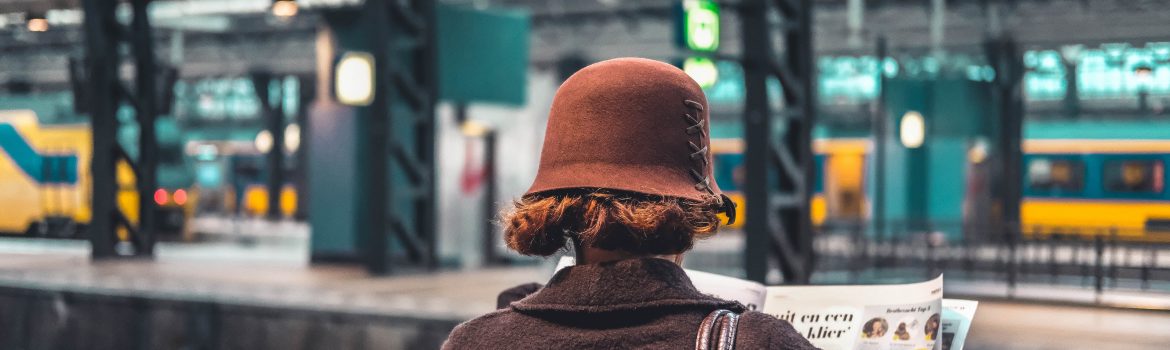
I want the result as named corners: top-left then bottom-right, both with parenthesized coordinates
top-left (813, 222), bottom-right (1170, 304)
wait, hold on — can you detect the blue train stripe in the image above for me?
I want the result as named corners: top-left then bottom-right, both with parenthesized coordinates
top-left (0, 123), bottom-right (78, 184)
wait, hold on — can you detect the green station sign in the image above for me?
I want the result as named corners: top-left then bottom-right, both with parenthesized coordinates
top-left (677, 0), bottom-right (720, 53)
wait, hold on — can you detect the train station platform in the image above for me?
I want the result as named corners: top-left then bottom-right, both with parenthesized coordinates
top-left (1, 247), bottom-right (1168, 349)
top-left (0, 250), bottom-right (541, 349)
top-left (2, 218), bottom-right (1168, 349)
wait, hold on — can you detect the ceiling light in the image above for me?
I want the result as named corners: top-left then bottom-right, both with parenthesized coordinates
top-left (272, 0), bottom-right (298, 18)
top-left (26, 12), bottom-right (48, 32)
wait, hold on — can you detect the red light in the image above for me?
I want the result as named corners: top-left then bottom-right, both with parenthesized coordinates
top-left (154, 189), bottom-right (168, 205)
top-left (173, 189), bottom-right (188, 205)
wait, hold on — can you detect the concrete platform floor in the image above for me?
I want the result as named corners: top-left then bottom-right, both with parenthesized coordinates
top-left (0, 251), bottom-right (1168, 349)
top-left (966, 301), bottom-right (1170, 350)
top-left (0, 252), bottom-right (541, 322)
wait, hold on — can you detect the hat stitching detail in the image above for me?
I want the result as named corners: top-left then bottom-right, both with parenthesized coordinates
top-left (684, 99), bottom-right (705, 111)
top-left (688, 142), bottom-right (709, 166)
top-left (683, 99), bottom-right (713, 195)
top-left (684, 114), bottom-right (703, 135)
top-left (685, 122), bottom-right (703, 135)
top-left (689, 169), bottom-right (712, 191)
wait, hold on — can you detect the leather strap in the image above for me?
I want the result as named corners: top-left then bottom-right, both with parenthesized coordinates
top-left (696, 309), bottom-right (740, 350)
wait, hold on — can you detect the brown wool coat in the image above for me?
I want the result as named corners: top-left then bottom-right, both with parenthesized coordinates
top-left (443, 258), bottom-right (820, 349)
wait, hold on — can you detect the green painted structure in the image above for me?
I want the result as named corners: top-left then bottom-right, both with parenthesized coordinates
top-left (874, 78), bottom-right (995, 239)
top-left (309, 5), bottom-right (530, 262)
top-left (437, 5), bottom-right (530, 106)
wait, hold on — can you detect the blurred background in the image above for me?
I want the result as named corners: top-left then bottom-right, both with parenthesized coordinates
top-left (0, 0), bottom-right (1168, 349)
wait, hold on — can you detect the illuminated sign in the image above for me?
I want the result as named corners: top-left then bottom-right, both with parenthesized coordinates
top-left (678, 0), bottom-right (720, 53)
top-left (819, 56), bottom-right (881, 103)
top-left (174, 78), bottom-right (261, 120)
top-left (1023, 50), bottom-right (1066, 100)
top-left (690, 43), bottom-right (1170, 107)
top-left (172, 76), bottom-right (300, 120)
top-left (1024, 42), bottom-right (1170, 100)
top-left (683, 56), bottom-right (719, 88)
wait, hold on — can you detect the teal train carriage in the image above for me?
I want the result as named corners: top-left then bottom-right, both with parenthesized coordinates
top-left (1021, 120), bottom-right (1170, 241)
top-left (708, 120), bottom-right (1170, 241)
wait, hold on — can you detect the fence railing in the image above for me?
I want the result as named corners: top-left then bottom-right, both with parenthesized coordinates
top-left (813, 222), bottom-right (1170, 302)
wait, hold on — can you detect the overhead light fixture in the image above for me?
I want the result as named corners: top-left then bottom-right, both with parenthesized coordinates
top-left (899, 111), bottom-right (925, 149)
top-left (255, 130), bottom-right (274, 153)
top-left (284, 123), bottom-right (301, 153)
top-left (272, 0), bottom-right (298, 18)
top-left (26, 11), bottom-right (48, 32)
top-left (460, 120), bottom-right (491, 137)
top-left (335, 52), bottom-right (375, 106)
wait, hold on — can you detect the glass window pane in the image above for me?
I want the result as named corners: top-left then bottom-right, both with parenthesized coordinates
top-left (1104, 160), bottom-right (1164, 194)
top-left (1028, 158), bottom-right (1084, 192)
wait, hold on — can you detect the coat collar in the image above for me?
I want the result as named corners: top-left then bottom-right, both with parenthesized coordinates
top-left (511, 257), bottom-right (745, 314)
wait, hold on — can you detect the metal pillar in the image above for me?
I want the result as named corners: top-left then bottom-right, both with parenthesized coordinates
top-left (987, 36), bottom-right (1024, 236)
top-left (83, 0), bottom-right (158, 258)
top-left (846, 0), bottom-right (864, 49)
top-left (929, 0), bottom-right (946, 56)
top-left (454, 103), bottom-right (503, 266)
top-left (1062, 58), bottom-right (1080, 117)
top-left (294, 77), bottom-right (313, 220)
top-left (872, 37), bottom-right (888, 241)
top-left (482, 129), bottom-right (501, 265)
top-left (252, 72), bottom-right (285, 220)
top-left (359, 0), bottom-right (438, 274)
top-left (740, 0), bottom-right (817, 284)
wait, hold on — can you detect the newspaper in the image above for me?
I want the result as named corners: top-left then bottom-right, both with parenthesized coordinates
top-left (762, 276), bottom-right (945, 350)
top-left (938, 299), bottom-right (978, 350)
top-left (553, 257), bottom-right (977, 350)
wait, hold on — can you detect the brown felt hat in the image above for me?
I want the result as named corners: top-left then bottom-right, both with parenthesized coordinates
top-left (526, 57), bottom-right (735, 220)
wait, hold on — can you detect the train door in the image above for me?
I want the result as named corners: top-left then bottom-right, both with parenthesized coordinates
top-left (825, 153), bottom-right (865, 222)
top-left (820, 140), bottom-right (868, 226)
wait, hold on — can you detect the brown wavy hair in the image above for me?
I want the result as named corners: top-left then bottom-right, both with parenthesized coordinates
top-left (502, 190), bottom-right (724, 256)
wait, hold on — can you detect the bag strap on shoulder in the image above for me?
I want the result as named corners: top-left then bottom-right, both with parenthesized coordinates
top-left (695, 309), bottom-right (740, 350)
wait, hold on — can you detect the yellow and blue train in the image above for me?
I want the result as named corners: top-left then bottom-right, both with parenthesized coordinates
top-left (711, 120), bottom-right (1170, 241)
top-left (711, 138), bottom-right (868, 229)
top-left (1021, 138), bottom-right (1170, 240)
top-left (0, 110), bottom-right (195, 239)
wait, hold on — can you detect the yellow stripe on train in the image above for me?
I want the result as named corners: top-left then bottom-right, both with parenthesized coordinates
top-left (1022, 198), bottom-right (1170, 239)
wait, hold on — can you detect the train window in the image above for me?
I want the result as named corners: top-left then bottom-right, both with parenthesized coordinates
top-left (1103, 160), bottom-right (1164, 194)
top-left (1028, 158), bottom-right (1084, 192)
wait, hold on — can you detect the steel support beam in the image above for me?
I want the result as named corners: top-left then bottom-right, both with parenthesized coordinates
top-left (294, 76), bottom-right (313, 220)
top-left (82, 0), bottom-right (159, 258)
top-left (987, 35), bottom-right (1024, 235)
top-left (741, 0), bottom-right (817, 284)
top-left (358, 0), bottom-right (438, 274)
top-left (872, 37), bottom-right (889, 240)
top-left (252, 72), bottom-right (286, 220)
top-left (988, 35), bottom-right (1025, 296)
top-left (482, 129), bottom-right (501, 265)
